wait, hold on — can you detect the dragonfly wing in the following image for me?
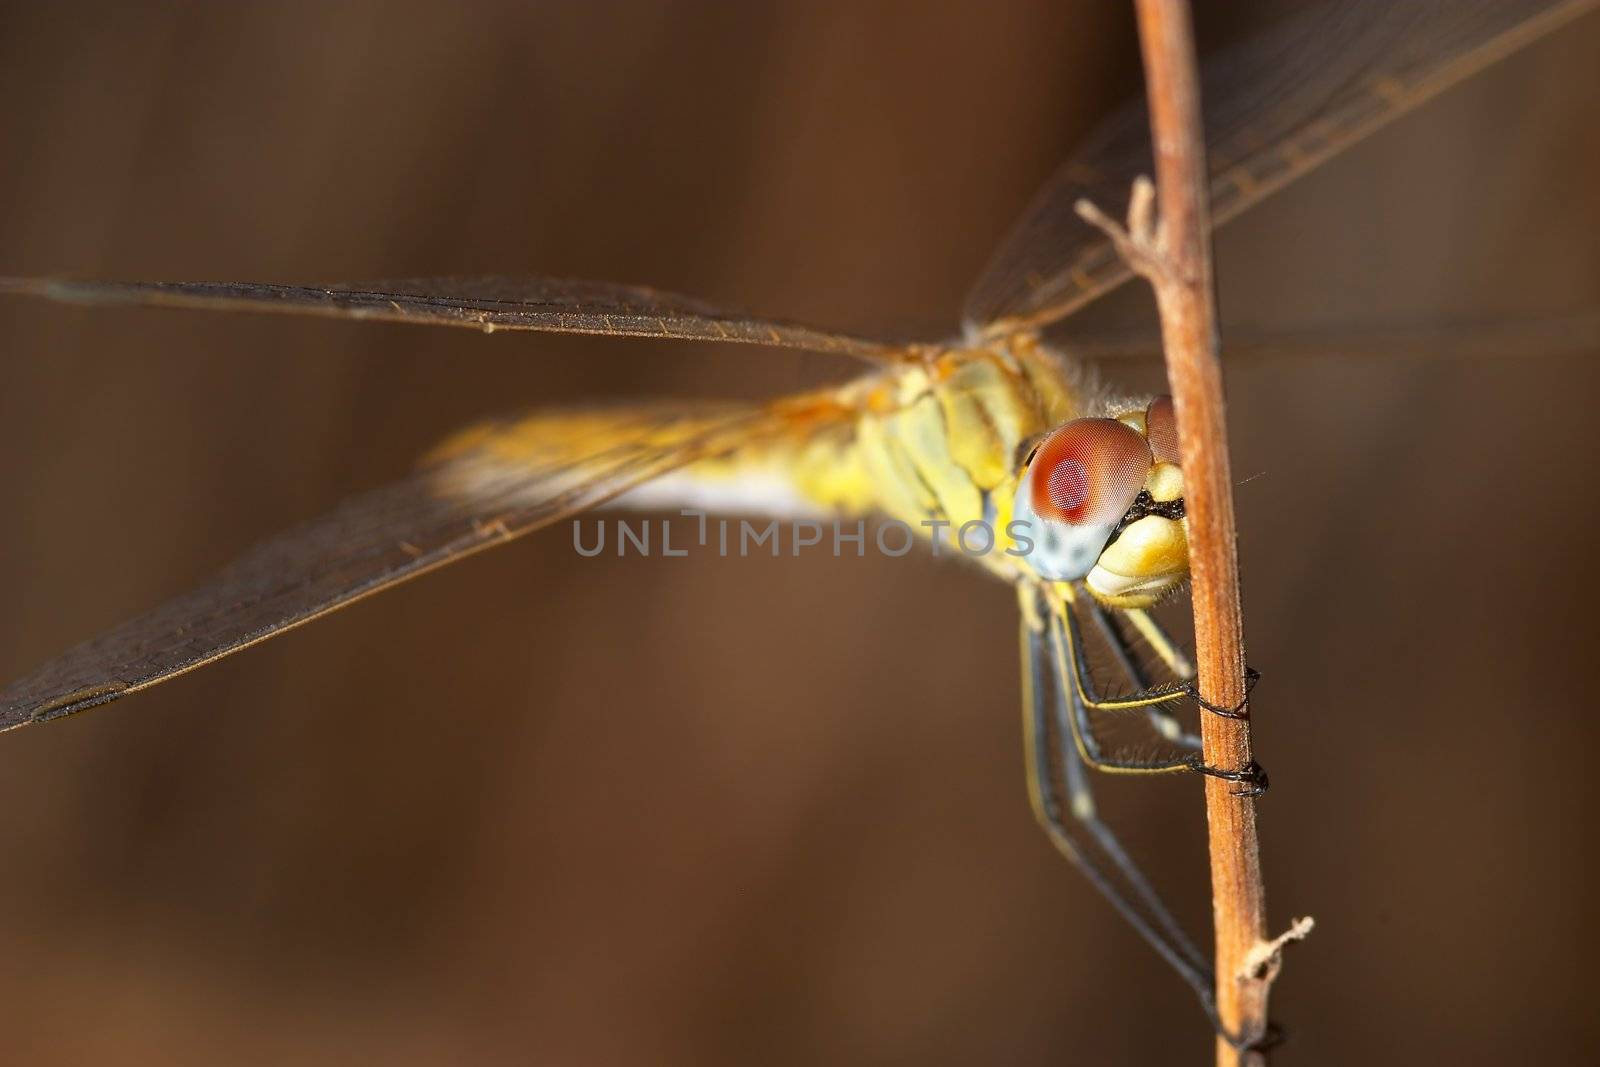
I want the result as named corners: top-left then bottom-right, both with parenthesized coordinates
top-left (1061, 309), bottom-right (1600, 363)
top-left (0, 275), bottom-right (907, 363)
top-left (0, 403), bottom-right (797, 731)
top-left (963, 0), bottom-right (1596, 337)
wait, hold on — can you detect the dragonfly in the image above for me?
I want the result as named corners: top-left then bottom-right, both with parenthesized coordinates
top-left (0, 0), bottom-right (1591, 1035)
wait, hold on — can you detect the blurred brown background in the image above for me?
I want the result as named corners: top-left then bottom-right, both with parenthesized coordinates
top-left (2, 2), bottom-right (1598, 1063)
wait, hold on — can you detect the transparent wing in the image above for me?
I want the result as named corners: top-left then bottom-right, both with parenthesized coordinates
top-left (964, 0), bottom-right (1596, 337)
top-left (1062, 309), bottom-right (1600, 363)
top-left (0, 275), bottom-right (906, 363)
top-left (0, 403), bottom-right (807, 731)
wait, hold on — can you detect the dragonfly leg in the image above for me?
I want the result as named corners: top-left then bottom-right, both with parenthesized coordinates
top-left (1023, 588), bottom-right (1283, 1041)
top-left (1121, 597), bottom-right (1264, 722)
top-left (1052, 594), bottom-right (1270, 793)
top-left (1048, 605), bottom-right (1195, 775)
top-left (1086, 600), bottom-right (1201, 750)
top-left (1187, 756), bottom-right (1270, 798)
top-left (1020, 606), bottom-right (1216, 1013)
top-left (1183, 665), bottom-right (1262, 721)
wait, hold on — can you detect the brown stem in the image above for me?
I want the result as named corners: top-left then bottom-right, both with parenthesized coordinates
top-left (1128, 1), bottom-right (1280, 1061)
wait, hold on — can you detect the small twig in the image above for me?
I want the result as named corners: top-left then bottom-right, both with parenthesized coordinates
top-left (1240, 916), bottom-right (1315, 985)
top-left (1075, 178), bottom-right (1162, 278)
top-left (1077, 2), bottom-right (1305, 1063)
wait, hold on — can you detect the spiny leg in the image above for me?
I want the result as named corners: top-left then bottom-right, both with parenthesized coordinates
top-left (1050, 592), bottom-right (1268, 795)
top-left (1122, 606), bottom-right (1194, 681)
top-left (1019, 604), bottom-right (1216, 1012)
top-left (1096, 603), bottom-right (1268, 793)
top-left (1057, 585), bottom-right (1262, 725)
top-left (1126, 606), bottom-right (1264, 722)
top-left (1049, 600), bottom-right (1194, 775)
top-left (1084, 598), bottom-right (1201, 750)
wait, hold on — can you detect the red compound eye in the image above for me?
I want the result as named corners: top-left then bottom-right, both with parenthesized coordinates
top-left (1145, 395), bottom-right (1181, 464)
top-left (1029, 418), bottom-right (1153, 526)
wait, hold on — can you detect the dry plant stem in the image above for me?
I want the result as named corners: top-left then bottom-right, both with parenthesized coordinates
top-left (1125, 1), bottom-right (1272, 1062)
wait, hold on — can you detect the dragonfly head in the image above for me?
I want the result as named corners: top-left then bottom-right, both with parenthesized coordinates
top-left (1011, 396), bottom-right (1188, 609)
